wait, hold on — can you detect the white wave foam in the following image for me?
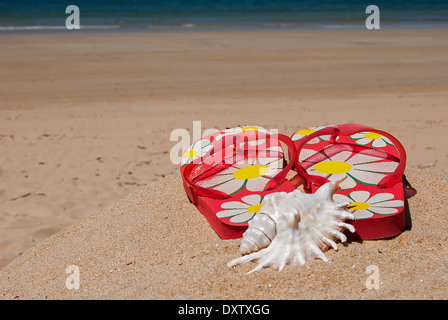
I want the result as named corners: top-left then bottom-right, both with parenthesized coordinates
top-left (0, 25), bottom-right (120, 31)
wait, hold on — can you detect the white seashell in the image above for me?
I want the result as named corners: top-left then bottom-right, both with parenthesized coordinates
top-left (228, 180), bottom-right (355, 274)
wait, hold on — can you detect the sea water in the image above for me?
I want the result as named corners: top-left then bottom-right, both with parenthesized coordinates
top-left (0, 0), bottom-right (447, 33)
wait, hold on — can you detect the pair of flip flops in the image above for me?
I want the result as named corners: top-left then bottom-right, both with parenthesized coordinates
top-left (180, 124), bottom-right (407, 240)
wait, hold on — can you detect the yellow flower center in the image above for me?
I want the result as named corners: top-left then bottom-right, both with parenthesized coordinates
top-left (239, 126), bottom-right (259, 132)
top-left (348, 202), bottom-right (371, 210)
top-left (233, 165), bottom-right (270, 180)
top-left (364, 132), bottom-right (382, 140)
top-left (247, 204), bottom-right (263, 213)
top-left (314, 161), bottom-right (352, 175)
top-left (182, 149), bottom-right (199, 158)
top-left (296, 128), bottom-right (317, 136)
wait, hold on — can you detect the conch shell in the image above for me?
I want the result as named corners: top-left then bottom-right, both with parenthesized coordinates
top-left (228, 180), bottom-right (355, 274)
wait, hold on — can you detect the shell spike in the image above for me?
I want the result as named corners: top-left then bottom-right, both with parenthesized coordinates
top-left (314, 176), bottom-right (347, 201)
top-left (333, 176), bottom-right (348, 192)
top-left (323, 237), bottom-right (338, 251)
top-left (338, 222), bottom-right (356, 233)
top-left (308, 245), bottom-right (328, 262)
top-left (336, 201), bottom-right (351, 210)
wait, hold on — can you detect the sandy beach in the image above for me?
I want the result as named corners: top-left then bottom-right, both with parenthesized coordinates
top-left (0, 28), bottom-right (447, 299)
top-left (0, 167), bottom-right (446, 299)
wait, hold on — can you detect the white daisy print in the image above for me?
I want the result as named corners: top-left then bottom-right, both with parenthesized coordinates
top-left (216, 194), bottom-right (264, 223)
top-left (196, 155), bottom-right (283, 196)
top-left (333, 191), bottom-right (404, 220)
top-left (351, 132), bottom-right (393, 148)
top-left (181, 138), bottom-right (213, 166)
top-left (303, 148), bottom-right (399, 190)
top-left (291, 126), bottom-right (330, 145)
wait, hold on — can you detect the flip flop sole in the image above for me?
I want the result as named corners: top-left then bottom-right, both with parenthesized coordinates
top-left (181, 126), bottom-right (297, 239)
top-left (292, 124), bottom-right (407, 240)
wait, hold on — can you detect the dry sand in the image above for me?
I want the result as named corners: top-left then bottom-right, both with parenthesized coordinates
top-left (0, 28), bottom-right (447, 299)
top-left (0, 167), bottom-right (446, 299)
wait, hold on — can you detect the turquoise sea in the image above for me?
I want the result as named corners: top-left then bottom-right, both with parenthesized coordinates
top-left (1, 0), bottom-right (448, 33)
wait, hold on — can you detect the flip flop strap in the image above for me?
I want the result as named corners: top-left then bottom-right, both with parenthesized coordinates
top-left (182, 134), bottom-right (297, 203)
top-left (263, 134), bottom-right (297, 191)
top-left (294, 123), bottom-right (407, 189)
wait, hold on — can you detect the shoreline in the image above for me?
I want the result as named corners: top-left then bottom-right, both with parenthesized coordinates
top-left (1, 23), bottom-right (448, 36)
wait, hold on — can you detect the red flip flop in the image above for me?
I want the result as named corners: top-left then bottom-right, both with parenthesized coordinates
top-left (292, 123), bottom-right (407, 240)
top-left (180, 126), bottom-right (298, 239)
